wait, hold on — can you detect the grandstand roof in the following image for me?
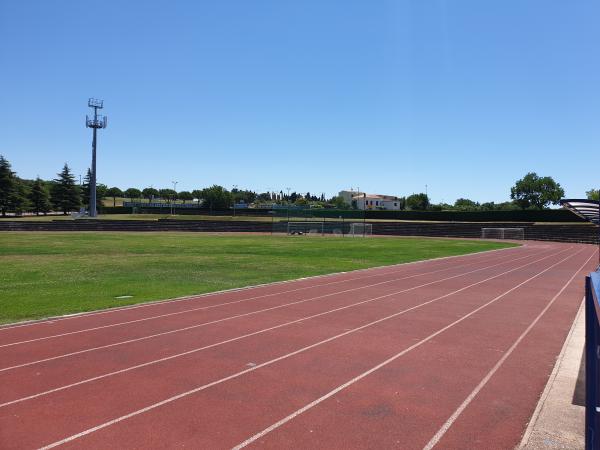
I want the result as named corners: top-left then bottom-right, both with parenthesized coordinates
top-left (560, 199), bottom-right (600, 224)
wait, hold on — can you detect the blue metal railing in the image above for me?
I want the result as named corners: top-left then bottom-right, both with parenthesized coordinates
top-left (586, 269), bottom-right (600, 449)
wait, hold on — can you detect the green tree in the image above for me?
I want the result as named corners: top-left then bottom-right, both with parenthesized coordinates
top-left (200, 185), bottom-right (232, 210)
top-left (329, 195), bottom-right (349, 209)
top-left (454, 198), bottom-right (480, 211)
top-left (406, 193), bottom-right (430, 210)
top-left (10, 179), bottom-right (29, 215)
top-left (142, 187), bottom-right (159, 201)
top-left (191, 189), bottom-right (203, 207)
top-left (510, 172), bottom-right (564, 209)
top-left (96, 183), bottom-right (108, 205)
top-left (80, 168), bottom-right (92, 206)
top-left (256, 192), bottom-right (272, 203)
top-left (124, 188), bottom-right (141, 200)
top-left (435, 202), bottom-right (454, 210)
top-left (0, 155), bottom-right (17, 216)
top-left (29, 177), bottom-right (51, 215)
top-left (158, 188), bottom-right (177, 200)
top-left (105, 187), bottom-right (123, 207)
top-left (177, 190), bottom-right (194, 201)
top-left (586, 189), bottom-right (599, 201)
top-left (51, 164), bottom-right (81, 215)
top-left (231, 188), bottom-right (256, 204)
top-left (397, 196), bottom-right (406, 210)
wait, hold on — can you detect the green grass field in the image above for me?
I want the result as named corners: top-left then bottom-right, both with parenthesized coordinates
top-left (0, 232), bottom-right (517, 324)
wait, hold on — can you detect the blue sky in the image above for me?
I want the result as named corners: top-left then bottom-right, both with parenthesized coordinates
top-left (0, 1), bottom-right (598, 203)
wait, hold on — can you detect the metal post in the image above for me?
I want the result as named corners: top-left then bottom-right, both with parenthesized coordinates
top-left (171, 181), bottom-right (178, 216)
top-left (90, 125), bottom-right (97, 216)
top-left (586, 275), bottom-right (599, 449)
top-left (233, 185), bottom-right (237, 217)
top-left (86, 99), bottom-right (107, 218)
top-left (363, 192), bottom-right (366, 237)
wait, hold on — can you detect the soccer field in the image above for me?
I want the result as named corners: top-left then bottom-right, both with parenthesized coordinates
top-left (0, 232), bottom-right (515, 324)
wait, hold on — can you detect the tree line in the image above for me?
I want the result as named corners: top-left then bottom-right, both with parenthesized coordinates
top-left (0, 154), bottom-right (571, 216)
top-left (1, 157), bottom-right (83, 216)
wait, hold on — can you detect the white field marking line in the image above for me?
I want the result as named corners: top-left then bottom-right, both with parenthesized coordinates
top-left (0, 247), bottom-right (569, 407)
top-left (0, 247), bottom-right (541, 349)
top-left (0, 245), bottom-right (556, 372)
top-left (35, 249), bottom-right (582, 450)
top-left (0, 243), bottom-right (527, 331)
top-left (422, 250), bottom-right (596, 450)
top-left (230, 247), bottom-right (589, 450)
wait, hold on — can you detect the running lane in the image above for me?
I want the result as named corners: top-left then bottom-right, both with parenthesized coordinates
top-left (0, 242), bottom-right (590, 449)
top-left (0, 243), bottom-right (529, 346)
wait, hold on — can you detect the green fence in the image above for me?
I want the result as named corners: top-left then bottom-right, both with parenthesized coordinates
top-left (99, 206), bottom-right (584, 223)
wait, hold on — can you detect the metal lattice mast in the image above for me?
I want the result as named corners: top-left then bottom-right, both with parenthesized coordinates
top-left (86, 99), bottom-right (107, 217)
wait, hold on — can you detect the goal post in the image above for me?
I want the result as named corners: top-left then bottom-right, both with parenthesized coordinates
top-left (481, 227), bottom-right (524, 240)
top-left (349, 222), bottom-right (372, 237)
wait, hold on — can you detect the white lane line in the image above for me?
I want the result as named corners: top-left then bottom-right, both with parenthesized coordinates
top-left (36, 248), bottom-right (582, 450)
top-left (0, 245), bottom-right (529, 344)
top-left (1, 247), bottom-right (568, 407)
top-left (518, 296), bottom-right (585, 448)
top-left (421, 250), bottom-right (596, 450)
top-left (0, 246), bottom-right (553, 372)
top-left (0, 244), bottom-right (526, 332)
top-left (230, 248), bottom-right (590, 450)
top-left (3, 249), bottom-right (514, 348)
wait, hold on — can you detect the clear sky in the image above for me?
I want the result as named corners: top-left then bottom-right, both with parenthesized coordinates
top-left (1, 1), bottom-right (598, 203)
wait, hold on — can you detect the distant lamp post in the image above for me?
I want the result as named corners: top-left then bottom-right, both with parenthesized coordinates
top-left (85, 98), bottom-right (107, 217)
top-left (233, 184), bottom-right (238, 217)
top-left (363, 192), bottom-right (367, 237)
top-left (171, 180), bottom-right (178, 215)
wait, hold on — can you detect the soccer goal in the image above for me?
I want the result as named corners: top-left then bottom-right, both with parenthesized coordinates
top-left (349, 223), bottom-right (373, 237)
top-left (287, 221), bottom-right (324, 236)
top-left (481, 227), bottom-right (525, 240)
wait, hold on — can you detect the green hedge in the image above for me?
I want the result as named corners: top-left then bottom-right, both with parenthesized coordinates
top-left (99, 206), bottom-right (133, 214)
top-left (365, 209), bottom-right (584, 222)
top-left (276, 209), bottom-right (584, 222)
top-left (98, 206), bottom-right (584, 223)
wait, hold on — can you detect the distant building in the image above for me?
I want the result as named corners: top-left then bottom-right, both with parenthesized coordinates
top-left (338, 190), bottom-right (401, 210)
top-left (339, 190), bottom-right (362, 205)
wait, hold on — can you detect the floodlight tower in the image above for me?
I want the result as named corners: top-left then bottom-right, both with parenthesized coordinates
top-left (86, 99), bottom-right (108, 217)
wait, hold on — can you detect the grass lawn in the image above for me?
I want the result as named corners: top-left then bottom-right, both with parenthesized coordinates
top-left (0, 232), bottom-right (517, 324)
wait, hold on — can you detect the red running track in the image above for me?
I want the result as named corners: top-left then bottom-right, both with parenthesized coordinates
top-left (0, 241), bottom-right (595, 449)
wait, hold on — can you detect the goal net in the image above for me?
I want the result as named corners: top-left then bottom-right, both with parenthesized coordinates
top-left (481, 227), bottom-right (524, 240)
top-left (349, 223), bottom-right (373, 237)
top-left (287, 221), bottom-right (324, 236)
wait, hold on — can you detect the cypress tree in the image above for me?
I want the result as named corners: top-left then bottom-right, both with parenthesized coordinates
top-left (0, 155), bottom-right (16, 217)
top-left (29, 177), bottom-right (52, 215)
top-left (10, 179), bottom-right (29, 215)
top-left (81, 168), bottom-right (91, 208)
top-left (51, 164), bottom-right (81, 215)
